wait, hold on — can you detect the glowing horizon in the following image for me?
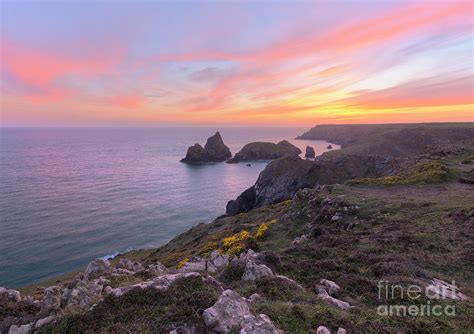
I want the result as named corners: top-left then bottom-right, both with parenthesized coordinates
top-left (1, 1), bottom-right (473, 127)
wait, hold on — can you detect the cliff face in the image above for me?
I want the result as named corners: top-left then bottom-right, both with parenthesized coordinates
top-left (227, 123), bottom-right (474, 215)
top-left (227, 140), bottom-right (301, 163)
top-left (297, 123), bottom-right (474, 157)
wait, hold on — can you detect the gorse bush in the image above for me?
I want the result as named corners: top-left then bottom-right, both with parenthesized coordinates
top-left (347, 161), bottom-right (450, 186)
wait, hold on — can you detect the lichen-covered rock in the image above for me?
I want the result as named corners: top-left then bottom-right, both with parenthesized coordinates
top-left (320, 279), bottom-right (340, 296)
top-left (240, 313), bottom-right (283, 334)
top-left (41, 286), bottom-right (62, 313)
top-left (337, 328), bottom-right (347, 334)
top-left (147, 262), bottom-right (169, 276)
top-left (116, 258), bottom-right (144, 272)
top-left (177, 256), bottom-right (207, 273)
top-left (207, 251), bottom-right (229, 273)
top-left (104, 286), bottom-right (124, 297)
top-left (152, 272), bottom-right (201, 290)
top-left (203, 290), bottom-right (251, 332)
top-left (242, 261), bottom-right (273, 281)
top-left (65, 279), bottom-right (105, 311)
top-left (83, 258), bottom-right (111, 280)
top-left (0, 287), bottom-right (21, 306)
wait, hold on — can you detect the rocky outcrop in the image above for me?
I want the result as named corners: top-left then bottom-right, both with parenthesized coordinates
top-left (227, 140), bottom-right (301, 163)
top-left (316, 286), bottom-right (351, 310)
top-left (181, 132), bottom-right (231, 164)
top-left (305, 146), bottom-right (315, 158)
top-left (226, 154), bottom-right (406, 215)
top-left (242, 261), bottom-right (273, 281)
top-left (202, 289), bottom-right (281, 333)
top-left (83, 258), bottom-right (111, 280)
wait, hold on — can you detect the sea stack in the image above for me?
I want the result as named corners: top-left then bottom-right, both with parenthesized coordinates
top-left (305, 146), bottom-right (315, 159)
top-left (181, 131), bottom-right (231, 164)
top-left (327, 145), bottom-right (333, 149)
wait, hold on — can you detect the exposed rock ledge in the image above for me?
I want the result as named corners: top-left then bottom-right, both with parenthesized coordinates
top-left (181, 131), bottom-right (231, 164)
top-left (227, 140), bottom-right (301, 163)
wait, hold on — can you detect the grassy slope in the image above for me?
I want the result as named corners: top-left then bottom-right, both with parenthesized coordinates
top-left (42, 150), bottom-right (474, 333)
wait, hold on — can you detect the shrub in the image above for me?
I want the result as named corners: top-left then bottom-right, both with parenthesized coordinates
top-left (255, 223), bottom-right (269, 240)
top-left (200, 240), bottom-right (219, 256)
top-left (221, 230), bottom-right (251, 256)
top-left (176, 258), bottom-right (188, 269)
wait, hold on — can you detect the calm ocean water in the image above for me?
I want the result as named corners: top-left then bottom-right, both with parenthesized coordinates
top-left (0, 128), bottom-right (335, 287)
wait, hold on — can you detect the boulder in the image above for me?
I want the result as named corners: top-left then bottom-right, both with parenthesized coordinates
top-left (227, 140), bottom-right (301, 163)
top-left (204, 131), bottom-right (232, 161)
top-left (305, 146), bottom-right (316, 158)
top-left (104, 286), bottom-right (124, 297)
top-left (116, 258), bottom-right (144, 272)
top-left (177, 256), bottom-right (207, 273)
top-left (426, 278), bottom-right (468, 300)
top-left (207, 251), bottom-right (230, 273)
top-left (317, 288), bottom-right (351, 310)
top-left (320, 279), bottom-right (340, 296)
top-left (83, 258), bottom-right (111, 280)
top-left (41, 286), bottom-right (62, 313)
top-left (181, 132), bottom-right (231, 164)
top-left (8, 323), bottom-right (33, 334)
top-left (316, 326), bottom-right (331, 334)
top-left (202, 290), bottom-right (251, 332)
top-left (337, 328), bottom-right (347, 334)
top-left (152, 272), bottom-right (201, 290)
top-left (65, 279), bottom-right (105, 311)
top-left (0, 287), bottom-right (21, 305)
top-left (35, 316), bottom-right (56, 329)
top-left (147, 262), bottom-right (169, 276)
top-left (327, 145), bottom-right (333, 149)
top-left (242, 261), bottom-right (273, 281)
top-left (240, 314), bottom-right (283, 334)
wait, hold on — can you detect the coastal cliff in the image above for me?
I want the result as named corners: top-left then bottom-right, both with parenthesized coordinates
top-left (2, 123), bottom-right (473, 333)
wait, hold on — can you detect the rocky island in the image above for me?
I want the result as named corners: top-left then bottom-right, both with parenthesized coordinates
top-left (227, 140), bottom-right (301, 163)
top-left (181, 131), bottom-right (232, 164)
top-left (2, 123), bottom-right (473, 333)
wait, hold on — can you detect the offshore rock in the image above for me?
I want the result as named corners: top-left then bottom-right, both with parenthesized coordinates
top-left (227, 140), bottom-right (301, 163)
top-left (305, 146), bottom-right (316, 158)
top-left (181, 132), bottom-right (231, 164)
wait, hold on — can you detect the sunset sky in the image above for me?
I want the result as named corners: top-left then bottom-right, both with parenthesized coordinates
top-left (1, 1), bottom-right (473, 127)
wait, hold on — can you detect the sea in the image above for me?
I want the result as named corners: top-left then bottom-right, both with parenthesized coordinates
top-left (0, 127), bottom-right (336, 287)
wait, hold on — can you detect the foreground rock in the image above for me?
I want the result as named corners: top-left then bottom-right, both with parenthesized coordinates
top-left (181, 131), bottom-right (231, 164)
top-left (305, 146), bottom-right (315, 158)
top-left (227, 140), bottom-right (301, 163)
top-left (203, 289), bottom-right (282, 333)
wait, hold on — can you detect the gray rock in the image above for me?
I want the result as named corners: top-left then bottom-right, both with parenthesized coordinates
top-left (248, 293), bottom-right (261, 303)
top-left (238, 249), bottom-right (258, 264)
top-left (65, 279), bottom-right (105, 311)
top-left (292, 234), bottom-right (308, 246)
top-left (177, 256), bottom-right (207, 273)
top-left (207, 251), bottom-right (230, 272)
top-left (242, 261), bottom-right (273, 281)
top-left (337, 328), bottom-right (347, 334)
top-left (35, 316), bottom-right (56, 329)
top-left (203, 290), bottom-right (251, 332)
top-left (240, 314), bottom-right (283, 334)
top-left (41, 286), bottom-right (62, 313)
top-left (305, 146), bottom-right (316, 159)
top-left (0, 287), bottom-right (21, 305)
top-left (317, 288), bottom-right (351, 310)
top-left (83, 258), bottom-right (111, 280)
top-left (316, 326), bottom-right (331, 334)
top-left (112, 268), bottom-right (135, 276)
top-left (426, 278), bottom-right (468, 300)
top-left (169, 325), bottom-right (198, 334)
top-left (147, 262), bottom-right (169, 276)
top-left (116, 258), bottom-right (144, 272)
top-left (152, 272), bottom-right (201, 290)
top-left (320, 279), bottom-right (340, 296)
top-left (8, 323), bottom-right (33, 334)
top-left (104, 286), bottom-right (124, 297)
